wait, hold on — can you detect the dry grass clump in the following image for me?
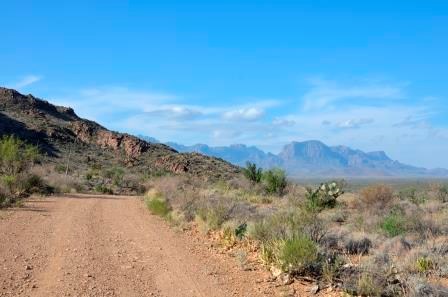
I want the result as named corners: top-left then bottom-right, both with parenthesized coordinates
top-left (144, 189), bottom-right (171, 217)
top-left (358, 184), bottom-right (395, 210)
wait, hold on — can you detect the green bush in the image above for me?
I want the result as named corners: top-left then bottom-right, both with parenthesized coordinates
top-left (416, 257), bottom-right (433, 273)
top-left (262, 235), bottom-right (318, 273)
top-left (19, 174), bottom-right (53, 195)
top-left (54, 164), bottom-right (68, 174)
top-left (0, 135), bottom-right (39, 176)
top-left (145, 192), bottom-right (171, 217)
top-left (248, 211), bottom-right (303, 243)
top-left (196, 201), bottom-right (234, 230)
top-left (380, 212), bottom-right (407, 237)
top-left (242, 162), bottom-right (263, 183)
top-left (0, 187), bottom-right (11, 208)
top-left (94, 184), bottom-right (113, 195)
top-left (104, 167), bottom-right (125, 186)
top-left (262, 168), bottom-right (287, 195)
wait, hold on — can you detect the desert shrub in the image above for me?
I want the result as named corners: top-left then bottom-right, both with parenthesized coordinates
top-left (262, 168), bottom-right (287, 195)
top-left (415, 256), bottom-right (433, 274)
top-left (357, 273), bottom-right (381, 297)
top-left (145, 190), bottom-right (171, 217)
top-left (46, 173), bottom-right (84, 193)
top-left (305, 181), bottom-right (344, 211)
top-left (261, 235), bottom-right (318, 273)
top-left (248, 207), bottom-right (327, 244)
top-left (345, 238), bottom-right (372, 255)
top-left (0, 135), bottom-right (39, 176)
top-left (399, 187), bottom-right (427, 205)
top-left (359, 184), bottom-right (394, 209)
top-left (85, 171), bottom-right (93, 181)
top-left (437, 184), bottom-right (448, 203)
top-left (380, 211), bottom-right (407, 237)
top-left (407, 278), bottom-right (448, 297)
top-left (94, 184), bottom-right (113, 195)
top-left (19, 174), bottom-right (53, 195)
top-left (242, 162), bottom-right (263, 184)
top-left (0, 186), bottom-right (11, 207)
top-left (54, 164), bottom-right (67, 174)
top-left (322, 256), bottom-right (344, 285)
top-left (247, 210), bottom-right (304, 243)
top-left (196, 197), bottom-right (236, 230)
top-left (103, 166), bottom-right (125, 186)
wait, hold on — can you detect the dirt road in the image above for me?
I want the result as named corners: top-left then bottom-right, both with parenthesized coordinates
top-left (0, 194), bottom-right (273, 297)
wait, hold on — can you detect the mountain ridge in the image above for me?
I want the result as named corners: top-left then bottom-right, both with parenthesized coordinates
top-left (0, 87), bottom-right (239, 180)
top-left (138, 136), bottom-right (448, 177)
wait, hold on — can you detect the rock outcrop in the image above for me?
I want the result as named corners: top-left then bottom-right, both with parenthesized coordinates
top-left (0, 87), bottom-right (239, 179)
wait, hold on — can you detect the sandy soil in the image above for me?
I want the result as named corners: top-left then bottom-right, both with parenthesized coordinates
top-left (0, 194), bottom-right (279, 297)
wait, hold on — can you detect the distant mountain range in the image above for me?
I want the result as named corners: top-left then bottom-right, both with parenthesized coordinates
top-left (138, 135), bottom-right (448, 177)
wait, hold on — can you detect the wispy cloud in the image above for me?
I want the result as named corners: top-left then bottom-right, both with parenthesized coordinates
top-left (145, 105), bottom-right (204, 120)
top-left (323, 118), bottom-right (375, 130)
top-left (13, 75), bottom-right (42, 88)
top-left (223, 107), bottom-right (264, 121)
top-left (302, 78), bottom-right (404, 110)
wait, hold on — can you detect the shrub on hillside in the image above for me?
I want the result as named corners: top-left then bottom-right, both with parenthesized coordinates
top-left (0, 135), bottom-right (39, 176)
top-left (345, 237), bottom-right (372, 255)
top-left (0, 135), bottom-right (47, 207)
top-left (242, 162), bottom-right (263, 184)
top-left (103, 166), bottom-right (125, 186)
top-left (262, 168), bottom-right (287, 195)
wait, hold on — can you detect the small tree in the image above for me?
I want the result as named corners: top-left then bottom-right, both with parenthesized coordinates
top-left (0, 135), bottom-right (39, 176)
top-left (263, 168), bottom-right (287, 195)
top-left (242, 162), bottom-right (263, 184)
top-left (0, 135), bottom-right (40, 197)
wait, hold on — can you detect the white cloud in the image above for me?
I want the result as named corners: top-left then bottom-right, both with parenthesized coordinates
top-left (302, 78), bottom-right (404, 110)
top-left (13, 75), bottom-right (42, 88)
top-left (272, 117), bottom-right (296, 126)
top-left (330, 118), bottom-right (374, 129)
top-left (145, 105), bottom-right (203, 120)
top-left (223, 107), bottom-right (264, 121)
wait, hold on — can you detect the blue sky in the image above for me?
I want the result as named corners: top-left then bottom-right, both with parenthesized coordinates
top-left (1, 1), bottom-right (448, 168)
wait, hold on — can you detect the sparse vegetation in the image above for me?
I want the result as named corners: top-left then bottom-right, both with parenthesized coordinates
top-left (380, 211), bottom-right (407, 237)
top-left (141, 174), bottom-right (448, 295)
top-left (145, 190), bottom-right (171, 217)
top-left (242, 162), bottom-right (263, 184)
top-left (262, 168), bottom-right (287, 195)
top-left (0, 135), bottom-right (51, 207)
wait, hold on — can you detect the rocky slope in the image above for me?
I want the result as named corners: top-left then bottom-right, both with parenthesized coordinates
top-left (0, 87), bottom-right (239, 179)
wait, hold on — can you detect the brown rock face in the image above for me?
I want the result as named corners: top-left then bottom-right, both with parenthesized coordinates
top-left (70, 121), bottom-right (150, 159)
top-left (71, 121), bottom-right (94, 143)
top-left (95, 131), bottom-right (151, 159)
top-left (121, 136), bottom-right (150, 159)
top-left (155, 156), bottom-right (189, 173)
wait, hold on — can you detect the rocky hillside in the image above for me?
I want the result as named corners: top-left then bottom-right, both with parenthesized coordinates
top-left (154, 138), bottom-right (448, 178)
top-left (0, 87), bottom-right (239, 180)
